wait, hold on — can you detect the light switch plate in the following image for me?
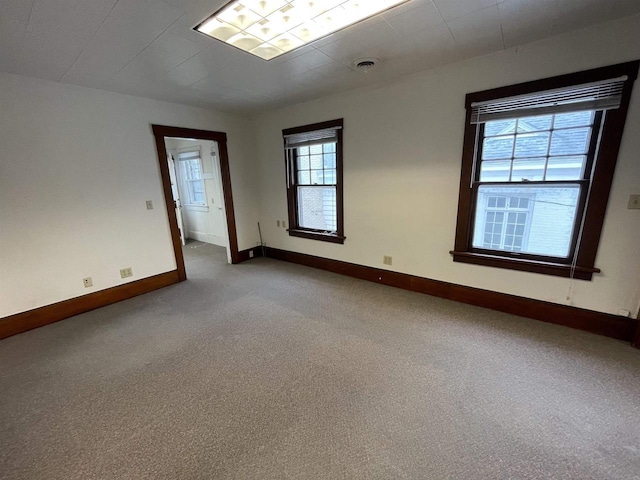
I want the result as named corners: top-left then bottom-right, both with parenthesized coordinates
top-left (146, 200), bottom-right (153, 210)
top-left (628, 194), bottom-right (640, 209)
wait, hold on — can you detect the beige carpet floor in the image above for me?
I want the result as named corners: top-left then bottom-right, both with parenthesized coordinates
top-left (1, 242), bottom-right (639, 480)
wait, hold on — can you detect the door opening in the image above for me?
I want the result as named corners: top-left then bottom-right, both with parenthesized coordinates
top-left (152, 125), bottom-right (241, 281)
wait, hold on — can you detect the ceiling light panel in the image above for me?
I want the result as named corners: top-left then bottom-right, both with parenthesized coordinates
top-left (195, 0), bottom-right (411, 60)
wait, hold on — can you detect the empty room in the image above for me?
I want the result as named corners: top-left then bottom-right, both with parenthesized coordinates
top-left (1, 0), bottom-right (639, 479)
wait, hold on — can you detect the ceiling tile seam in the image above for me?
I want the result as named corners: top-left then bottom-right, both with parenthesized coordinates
top-left (13, 0), bottom-right (36, 71)
top-left (431, 1), bottom-right (456, 43)
top-left (99, 11), bottom-right (187, 88)
top-left (58, 0), bottom-right (123, 82)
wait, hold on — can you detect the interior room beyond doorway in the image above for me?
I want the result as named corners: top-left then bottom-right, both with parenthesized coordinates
top-left (165, 137), bottom-right (230, 263)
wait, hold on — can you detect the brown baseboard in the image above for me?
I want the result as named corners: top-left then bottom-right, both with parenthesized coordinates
top-left (633, 317), bottom-right (640, 349)
top-left (0, 270), bottom-right (181, 340)
top-left (265, 247), bottom-right (638, 343)
top-left (236, 247), bottom-right (264, 263)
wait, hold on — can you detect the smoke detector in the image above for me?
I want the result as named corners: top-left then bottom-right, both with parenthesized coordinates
top-left (353, 57), bottom-right (379, 72)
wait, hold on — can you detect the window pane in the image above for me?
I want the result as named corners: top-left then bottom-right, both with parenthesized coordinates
top-left (514, 132), bottom-right (550, 157)
top-left (309, 144), bottom-right (322, 154)
top-left (517, 115), bottom-right (552, 132)
top-left (472, 184), bottom-right (580, 258)
top-left (554, 111), bottom-right (593, 129)
top-left (310, 169), bottom-right (324, 184)
top-left (482, 135), bottom-right (514, 160)
top-left (323, 153), bottom-right (336, 169)
top-left (480, 160), bottom-right (511, 182)
top-left (297, 155), bottom-right (310, 170)
top-left (324, 169), bottom-right (336, 184)
top-left (310, 154), bottom-right (323, 169)
top-left (485, 119), bottom-right (516, 137)
top-left (512, 157), bottom-right (546, 181)
top-left (298, 171), bottom-right (310, 184)
top-left (298, 146), bottom-right (309, 155)
top-left (545, 155), bottom-right (586, 180)
top-left (323, 142), bottom-right (336, 153)
top-left (549, 127), bottom-right (591, 155)
top-left (297, 186), bottom-right (337, 231)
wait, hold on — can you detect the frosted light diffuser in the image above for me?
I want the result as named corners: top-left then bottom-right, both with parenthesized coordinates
top-left (195, 0), bottom-right (411, 60)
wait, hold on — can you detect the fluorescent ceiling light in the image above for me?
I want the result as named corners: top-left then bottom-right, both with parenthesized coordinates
top-left (195, 0), bottom-right (411, 60)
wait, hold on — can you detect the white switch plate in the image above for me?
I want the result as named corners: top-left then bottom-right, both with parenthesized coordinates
top-left (146, 200), bottom-right (153, 210)
top-left (628, 194), bottom-right (640, 209)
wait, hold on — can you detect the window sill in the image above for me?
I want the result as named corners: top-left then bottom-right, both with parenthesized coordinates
top-left (288, 229), bottom-right (345, 244)
top-left (450, 251), bottom-right (600, 280)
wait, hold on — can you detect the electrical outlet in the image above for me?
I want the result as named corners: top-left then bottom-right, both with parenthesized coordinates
top-left (249, 250), bottom-right (254, 258)
top-left (120, 267), bottom-right (133, 279)
top-left (277, 220), bottom-right (280, 227)
top-left (628, 194), bottom-right (640, 209)
top-left (282, 220), bottom-right (286, 228)
top-left (146, 200), bottom-right (153, 210)
top-left (383, 256), bottom-right (392, 265)
top-left (83, 277), bottom-right (93, 288)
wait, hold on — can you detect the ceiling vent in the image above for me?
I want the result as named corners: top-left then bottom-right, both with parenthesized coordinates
top-left (353, 57), bottom-right (379, 72)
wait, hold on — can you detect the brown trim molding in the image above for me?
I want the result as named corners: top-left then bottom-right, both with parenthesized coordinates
top-left (236, 247), bottom-right (264, 263)
top-left (151, 125), bottom-right (241, 282)
top-left (0, 271), bottom-right (180, 340)
top-left (265, 247), bottom-right (637, 343)
top-left (633, 312), bottom-right (640, 349)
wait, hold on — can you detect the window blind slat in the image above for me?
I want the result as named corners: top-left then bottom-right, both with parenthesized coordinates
top-left (284, 127), bottom-right (341, 149)
top-left (471, 76), bottom-right (627, 123)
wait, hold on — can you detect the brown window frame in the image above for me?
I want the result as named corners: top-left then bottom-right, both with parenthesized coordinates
top-left (451, 61), bottom-right (639, 280)
top-left (284, 118), bottom-right (345, 244)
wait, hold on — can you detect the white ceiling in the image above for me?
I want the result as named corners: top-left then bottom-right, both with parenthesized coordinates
top-left (1, 0), bottom-right (639, 115)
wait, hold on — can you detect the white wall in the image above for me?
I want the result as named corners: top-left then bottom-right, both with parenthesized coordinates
top-left (0, 74), bottom-right (258, 317)
top-left (254, 15), bottom-right (640, 317)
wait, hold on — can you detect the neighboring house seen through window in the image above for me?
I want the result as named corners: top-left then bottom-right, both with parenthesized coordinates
top-left (283, 119), bottom-right (345, 244)
top-left (452, 61), bottom-right (639, 280)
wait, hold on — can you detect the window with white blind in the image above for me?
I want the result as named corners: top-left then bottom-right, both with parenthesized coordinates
top-left (452, 61), bottom-right (639, 280)
top-left (283, 119), bottom-right (344, 244)
top-left (178, 148), bottom-right (207, 206)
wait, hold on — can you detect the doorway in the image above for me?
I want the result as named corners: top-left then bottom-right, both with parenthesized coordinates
top-left (152, 125), bottom-right (241, 282)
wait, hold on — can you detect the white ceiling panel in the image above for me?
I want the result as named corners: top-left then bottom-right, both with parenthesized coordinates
top-left (61, 0), bottom-right (184, 86)
top-left (0, 0), bottom-right (638, 115)
top-left (447, 5), bottom-right (504, 53)
top-left (433, 0), bottom-right (498, 21)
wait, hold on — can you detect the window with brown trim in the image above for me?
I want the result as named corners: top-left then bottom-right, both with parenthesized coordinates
top-left (283, 119), bottom-right (345, 244)
top-left (451, 61), bottom-right (639, 280)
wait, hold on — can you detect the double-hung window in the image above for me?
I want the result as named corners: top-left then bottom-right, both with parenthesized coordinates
top-left (283, 119), bottom-right (345, 244)
top-left (452, 61), bottom-right (638, 280)
top-left (178, 148), bottom-right (206, 207)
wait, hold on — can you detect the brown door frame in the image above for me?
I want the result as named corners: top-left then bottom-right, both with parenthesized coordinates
top-left (152, 124), bottom-right (241, 281)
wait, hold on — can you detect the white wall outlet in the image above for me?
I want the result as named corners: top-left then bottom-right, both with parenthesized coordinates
top-left (628, 194), bottom-right (640, 209)
top-left (83, 277), bottom-right (93, 288)
top-left (383, 256), bottom-right (392, 265)
top-left (282, 220), bottom-right (286, 228)
top-left (120, 267), bottom-right (133, 278)
top-left (618, 309), bottom-right (630, 317)
top-left (146, 200), bottom-right (153, 210)
top-left (277, 220), bottom-right (280, 227)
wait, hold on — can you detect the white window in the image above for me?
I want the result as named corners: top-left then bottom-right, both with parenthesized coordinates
top-left (283, 119), bottom-right (345, 244)
top-left (178, 148), bottom-right (206, 206)
top-left (452, 62), bottom-right (639, 280)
